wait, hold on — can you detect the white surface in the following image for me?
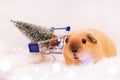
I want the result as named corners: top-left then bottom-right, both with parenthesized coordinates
top-left (0, 0), bottom-right (120, 80)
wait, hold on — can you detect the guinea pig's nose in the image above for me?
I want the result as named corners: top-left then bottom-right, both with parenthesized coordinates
top-left (71, 49), bottom-right (78, 53)
top-left (70, 41), bottom-right (79, 53)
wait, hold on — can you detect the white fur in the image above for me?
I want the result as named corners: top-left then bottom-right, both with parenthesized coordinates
top-left (79, 52), bottom-right (94, 64)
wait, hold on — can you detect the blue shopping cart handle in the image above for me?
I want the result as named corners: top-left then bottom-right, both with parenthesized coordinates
top-left (50, 26), bottom-right (71, 32)
top-left (28, 43), bottom-right (39, 52)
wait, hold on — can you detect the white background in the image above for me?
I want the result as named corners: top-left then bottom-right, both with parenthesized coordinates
top-left (0, 0), bottom-right (120, 80)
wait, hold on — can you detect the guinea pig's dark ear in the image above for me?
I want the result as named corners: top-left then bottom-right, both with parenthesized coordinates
top-left (65, 35), bottom-right (70, 43)
top-left (87, 34), bottom-right (97, 43)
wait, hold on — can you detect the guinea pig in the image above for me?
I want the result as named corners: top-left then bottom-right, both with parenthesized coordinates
top-left (63, 29), bottom-right (117, 65)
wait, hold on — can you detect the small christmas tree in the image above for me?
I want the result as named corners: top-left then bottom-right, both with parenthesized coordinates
top-left (11, 20), bottom-right (53, 42)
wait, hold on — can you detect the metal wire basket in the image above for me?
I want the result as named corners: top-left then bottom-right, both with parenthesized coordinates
top-left (28, 26), bottom-right (70, 55)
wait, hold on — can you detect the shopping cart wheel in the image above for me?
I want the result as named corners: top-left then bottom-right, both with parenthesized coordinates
top-left (28, 43), bottom-right (39, 52)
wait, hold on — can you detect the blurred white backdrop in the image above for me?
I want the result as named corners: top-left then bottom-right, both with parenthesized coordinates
top-left (0, 0), bottom-right (120, 80)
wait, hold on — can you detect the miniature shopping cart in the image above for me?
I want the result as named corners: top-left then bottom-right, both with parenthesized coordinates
top-left (28, 26), bottom-right (70, 54)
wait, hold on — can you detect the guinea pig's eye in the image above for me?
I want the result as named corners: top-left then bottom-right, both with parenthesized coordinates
top-left (82, 39), bottom-right (86, 44)
top-left (65, 38), bottom-right (69, 43)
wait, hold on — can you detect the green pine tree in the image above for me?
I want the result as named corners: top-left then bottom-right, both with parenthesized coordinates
top-left (11, 20), bottom-right (53, 42)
